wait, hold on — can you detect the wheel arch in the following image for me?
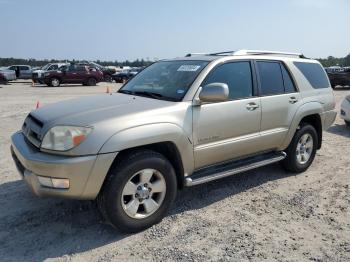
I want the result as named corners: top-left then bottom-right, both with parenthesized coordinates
top-left (105, 142), bottom-right (186, 190)
top-left (281, 102), bottom-right (323, 150)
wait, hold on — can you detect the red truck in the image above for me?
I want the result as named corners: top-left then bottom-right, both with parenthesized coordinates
top-left (43, 64), bottom-right (104, 87)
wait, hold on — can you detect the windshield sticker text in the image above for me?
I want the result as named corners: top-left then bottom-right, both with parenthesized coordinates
top-left (177, 65), bottom-right (201, 72)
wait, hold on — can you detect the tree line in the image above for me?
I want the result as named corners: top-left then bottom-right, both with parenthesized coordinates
top-left (0, 53), bottom-right (349, 68)
top-left (317, 53), bottom-right (350, 67)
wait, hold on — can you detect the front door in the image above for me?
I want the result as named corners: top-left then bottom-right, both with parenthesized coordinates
top-left (193, 61), bottom-right (262, 169)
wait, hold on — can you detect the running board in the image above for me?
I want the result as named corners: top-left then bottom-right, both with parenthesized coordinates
top-left (185, 151), bottom-right (286, 187)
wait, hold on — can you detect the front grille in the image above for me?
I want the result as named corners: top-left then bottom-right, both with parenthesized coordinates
top-left (22, 114), bottom-right (44, 148)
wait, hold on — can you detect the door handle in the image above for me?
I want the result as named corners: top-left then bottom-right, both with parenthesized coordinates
top-left (246, 102), bottom-right (259, 111)
top-left (289, 97), bottom-right (298, 104)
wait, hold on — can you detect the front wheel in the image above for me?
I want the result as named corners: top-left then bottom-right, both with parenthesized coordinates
top-left (50, 77), bottom-right (60, 87)
top-left (97, 150), bottom-right (177, 233)
top-left (282, 123), bottom-right (318, 173)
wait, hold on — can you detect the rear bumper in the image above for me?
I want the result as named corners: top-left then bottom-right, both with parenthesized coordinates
top-left (11, 131), bottom-right (117, 199)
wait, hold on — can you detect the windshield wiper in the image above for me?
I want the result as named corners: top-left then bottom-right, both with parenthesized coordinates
top-left (133, 91), bottom-right (164, 99)
top-left (119, 89), bottom-right (178, 101)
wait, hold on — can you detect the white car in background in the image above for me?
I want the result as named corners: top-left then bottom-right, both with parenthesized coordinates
top-left (340, 95), bottom-right (350, 126)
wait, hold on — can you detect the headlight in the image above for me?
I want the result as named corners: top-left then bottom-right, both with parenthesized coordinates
top-left (41, 126), bottom-right (92, 151)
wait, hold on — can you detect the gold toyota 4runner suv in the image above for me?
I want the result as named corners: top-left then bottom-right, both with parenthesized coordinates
top-left (11, 50), bottom-right (337, 232)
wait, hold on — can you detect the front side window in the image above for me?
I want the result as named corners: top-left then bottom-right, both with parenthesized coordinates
top-left (257, 61), bottom-right (284, 95)
top-left (119, 60), bottom-right (209, 101)
top-left (202, 61), bottom-right (253, 100)
top-left (294, 62), bottom-right (330, 89)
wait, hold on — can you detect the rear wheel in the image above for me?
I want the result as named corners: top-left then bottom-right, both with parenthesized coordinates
top-left (97, 150), bottom-right (177, 233)
top-left (50, 77), bottom-right (60, 87)
top-left (282, 123), bottom-right (318, 173)
top-left (86, 77), bottom-right (96, 86)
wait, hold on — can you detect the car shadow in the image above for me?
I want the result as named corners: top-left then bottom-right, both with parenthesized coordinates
top-left (326, 123), bottom-right (350, 138)
top-left (0, 164), bottom-right (295, 261)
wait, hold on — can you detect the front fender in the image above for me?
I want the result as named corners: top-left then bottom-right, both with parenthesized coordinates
top-left (280, 102), bottom-right (323, 150)
top-left (99, 123), bottom-right (194, 175)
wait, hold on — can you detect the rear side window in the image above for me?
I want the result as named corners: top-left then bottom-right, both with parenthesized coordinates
top-left (281, 64), bottom-right (296, 93)
top-left (257, 61), bottom-right (284, 95)
top-left (19, 66), bottom-right (29, 70)
top-left (294, 62), bottom-right (329, 89)
top-left (202, 61), bottom-right (253, 100)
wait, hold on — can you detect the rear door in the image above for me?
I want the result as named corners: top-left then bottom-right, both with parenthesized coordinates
top-left (255, 60), bottom-right (301, 150)
top-left (19, 66), bottom-right (31, 79)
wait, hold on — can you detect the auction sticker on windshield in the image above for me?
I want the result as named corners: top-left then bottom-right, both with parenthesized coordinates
top-left (177, 65), bottom-right (201, 72)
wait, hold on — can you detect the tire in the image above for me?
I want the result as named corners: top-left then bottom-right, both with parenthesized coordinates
top-left (50, 77), bottom-right (60, 87)
top-left (345, 120), bottom-right (350, 126)
top-left (86, 77), bottom-right (96, 86)
top-left (282, 123), bottom-right (318, 173)
top-left (104, 74), bottom-right (112, 82)
top-left (97, 150), bottom-right (177, 233)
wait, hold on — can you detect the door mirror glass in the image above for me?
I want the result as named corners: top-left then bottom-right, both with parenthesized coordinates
top-left (199, 83), bottom-right (229, 103)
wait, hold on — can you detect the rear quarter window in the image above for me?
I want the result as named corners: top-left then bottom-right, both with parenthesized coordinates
top-left (294, 62), bottom-right (329, 89)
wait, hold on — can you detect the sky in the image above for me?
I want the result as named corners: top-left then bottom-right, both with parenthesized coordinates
top-left (0, 0), bottom-right (349, 61)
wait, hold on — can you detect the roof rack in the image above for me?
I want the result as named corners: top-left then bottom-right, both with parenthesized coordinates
top-left (233, 50), bottom-right (306, 58)
top-left (185, 50), bottom-right (306, 58)
top-left (185, 53), bottom-right (208, 57)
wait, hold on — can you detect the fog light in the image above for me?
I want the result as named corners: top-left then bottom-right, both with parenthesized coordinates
top-left (51, 178), bottom-right (70, 189)
top-left (37, 176), bottom-right (53, 187)
top-left (37, 176), bottom-right (70, 189)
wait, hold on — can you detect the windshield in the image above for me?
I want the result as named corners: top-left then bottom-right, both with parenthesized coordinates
top-left (119, 60), bottom-right (208, 101)
top-left (41, 64), bottom-right (51, 70)
top-left (91, 62), bottom-right (103, 69)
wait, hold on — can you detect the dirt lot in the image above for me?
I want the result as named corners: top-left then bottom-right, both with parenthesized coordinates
top-left (0, 80), bottom-right (349, 262)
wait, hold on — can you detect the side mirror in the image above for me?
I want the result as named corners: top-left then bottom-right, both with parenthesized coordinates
top-left (198, 83), bottom-right (229, 103)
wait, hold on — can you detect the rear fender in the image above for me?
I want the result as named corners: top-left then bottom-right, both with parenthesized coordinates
top-left (280, 102), bottom-right (323, 150)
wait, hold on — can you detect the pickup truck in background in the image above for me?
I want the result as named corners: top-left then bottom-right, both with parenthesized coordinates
top-left (327, 67), bottom-right (350, 88)
top-left (6, 65), bottom-right (33, 79)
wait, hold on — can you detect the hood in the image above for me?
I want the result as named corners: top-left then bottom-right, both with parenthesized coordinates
top-left (31, 92), bottom-right (175, 127)
top-left (29, 92), bottom-right (189, 156)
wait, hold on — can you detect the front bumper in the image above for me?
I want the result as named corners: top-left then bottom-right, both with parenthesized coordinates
top-left (340, 99), bottom-right (350, 121)
top-left (11, 131), bottom-right (117, 199)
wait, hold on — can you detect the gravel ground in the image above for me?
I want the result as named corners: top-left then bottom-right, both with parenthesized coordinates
top-left (0, 80), bottom-right (349, 262)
